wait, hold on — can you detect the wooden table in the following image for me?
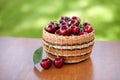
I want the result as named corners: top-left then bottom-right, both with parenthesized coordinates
top-left (0, 37), bottom-right (120, 80)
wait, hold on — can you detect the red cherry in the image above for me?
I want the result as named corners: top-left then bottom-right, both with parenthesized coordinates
top-left (72, 16), bottom-right (78, 20)
top-left (76, 20), bottom-right (80, 26)
top-left (55, 29), bottom-right (61, 35)
top-left (40, 58), bottom-right (52, 69)
top-left (50, 22), bottom-right (58, 28)
top-left (54, 57), bottom-right (64, 68)
top-left (60, 22), bottom-right (67, 26)
top-left (45, 24), bottom-right (56, 33)
top-left (59, 25), bottom-right (68, 36)
top-left (60, 16), bottom-right (66, 20)
top-left (79, 32), bottom-right (87, 35)
top-left (83, 22), bottom-right (90, 26)
top-left (71, 26), bottom-right (80, 35)
top-left (84, 25), bottom-right (93, 33)
top-left (65, 17), bottom-right (71, 22)
top-left (59, 25), bottom-right (72, 36)
top-left (67, 27), bottom-right (72, 36)
top-left (69, 19), bottom-right (80, 26)
top-left (50, 22), bottom-right (55, 25)
top-left (69, 19), bottom-right (76, 25)
top-left (61, 25), bottom-right (68, 30)
top-left (59, 19), bottom-right (66, 24)
top-left (72, 16), bottom-right (80, 26)
top-left (59, 20), bottom-right (68, 28)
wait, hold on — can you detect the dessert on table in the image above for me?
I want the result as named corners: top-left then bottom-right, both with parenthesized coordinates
top-left (42, 16), bottom-right (94, 64)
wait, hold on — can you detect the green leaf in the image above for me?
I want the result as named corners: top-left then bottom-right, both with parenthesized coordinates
top-left (33, 47), bottom-right (43, 65)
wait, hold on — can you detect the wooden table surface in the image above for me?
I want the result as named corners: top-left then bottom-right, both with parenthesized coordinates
top-left (0, 37), bottom-right (120, 80)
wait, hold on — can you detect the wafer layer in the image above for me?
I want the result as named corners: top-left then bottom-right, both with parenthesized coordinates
top-left (47, 51), bottom-right (91, 63)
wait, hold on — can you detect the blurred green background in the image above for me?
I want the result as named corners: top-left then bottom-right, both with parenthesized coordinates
top-left (0, 0), bottom-right (120, 41)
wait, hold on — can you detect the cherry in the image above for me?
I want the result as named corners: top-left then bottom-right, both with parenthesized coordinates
top-left (84, 25), bottom-right (93, 33)
top-left (40, 58), bottom-right (52, 69)
top-left (61, 25), bottom-right (68, 30)
top-left (69, 19), bottom-right (80, 26)
top-left (71, 25), bottom-right (80, 35)
top-left (59, 19), bottom-right (66, 24)
top-left (59, 25), bottom-right (72, 36)
top-left (79, 32), bottom-right (87, 35)
top-left (45, 24), bottom-right (56, 33)
top-left (59, 19), bottom-right (68, 28)
top-left (54, 57), bottom-right (64, 68)
top-left (50, 22), bottom-right (58, 28)
top-left (55, 29), bottom-right (61, 35)
top-left (60, 16), bottom-right (66, 20)
top-left (76, 20), bottom-right (80, 26)
top-left (69, 19), bottom-right (76, 25)
top-left (83, 22), bottom-right (90, 26)
top-left (59, 25), bottom-right (68, 36)
top-left (60, 21), bottom-right (67, 26)
top-left (65, 17), bottom-right (71, 22)
top-left (72, 16), bottom-right (78, 20)
top-left (71, 16), bottom-right (80, 26)
top-left (50, 22), bottom-right (55, 25)
top-left (67, 27), bottom-right (72, 36)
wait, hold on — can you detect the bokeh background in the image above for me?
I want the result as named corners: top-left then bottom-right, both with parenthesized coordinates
top-left (0, 0), bottom-right (120, 41)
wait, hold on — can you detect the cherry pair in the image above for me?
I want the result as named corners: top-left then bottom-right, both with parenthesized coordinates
top-left (40, 57), bottom-right (64, 69)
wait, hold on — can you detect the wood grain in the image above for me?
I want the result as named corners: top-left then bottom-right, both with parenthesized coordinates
top-left (0, 37), bottom-right (120, 80)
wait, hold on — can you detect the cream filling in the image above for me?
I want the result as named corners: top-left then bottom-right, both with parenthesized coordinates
top-left (43, 40), bottom-right (94, 50)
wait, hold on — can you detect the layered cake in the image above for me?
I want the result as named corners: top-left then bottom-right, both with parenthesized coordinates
top-left (42, 16), bottom-right (94, 63)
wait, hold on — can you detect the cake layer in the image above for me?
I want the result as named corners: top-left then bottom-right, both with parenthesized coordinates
top-left (47, 51), bottom-right (91, 63)
top-left (43, 38), bottom-right (94, 46)
top-left (42, 29), bottom-right (94, 45)
top-left (43, 39), bottom-right (94, 50)
top-left (43, 45), bottom-right (93, 56)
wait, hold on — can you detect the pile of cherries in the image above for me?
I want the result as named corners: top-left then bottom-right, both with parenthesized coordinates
top-left (45, 16), bottom-right (93, 36)
top-left (40, 57), bottom-right (64, 69)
